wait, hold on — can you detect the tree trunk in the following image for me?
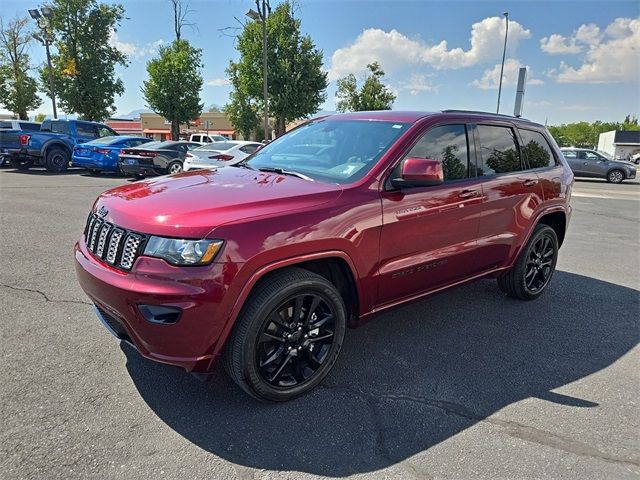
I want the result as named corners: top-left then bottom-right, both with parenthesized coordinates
top-left (171, 120), bottom-right (180, 140)
top-left (18, 110), bottom-right (29, 120)
top-left (275, 117), bottom-right (286, 137)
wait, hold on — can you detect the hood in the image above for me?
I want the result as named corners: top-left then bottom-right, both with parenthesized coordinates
top-left (94, 167), bottom-right (343, 238)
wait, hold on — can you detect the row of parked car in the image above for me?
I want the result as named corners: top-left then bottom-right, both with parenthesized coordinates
top-left (0, 118), bottom-right (263, 178)
top-left (0, 118), bottom-right (637, 183)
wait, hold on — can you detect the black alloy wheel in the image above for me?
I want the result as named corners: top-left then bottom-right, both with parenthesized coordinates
top-left (224, 268), bottom-right (346, 402)
top-left (497, 224), bottom-right (559, 300)
top-left (256, 293), bottom-right (337, 388)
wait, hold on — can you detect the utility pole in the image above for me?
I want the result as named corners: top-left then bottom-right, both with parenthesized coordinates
top-left (496, 11), bottom-right (509, 114)
top-left (29, 7), bottom-right (57, 119)
top-left (246, 0), bottom-right (270, 141)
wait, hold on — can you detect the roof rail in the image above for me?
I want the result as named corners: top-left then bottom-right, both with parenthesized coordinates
top-left (441, 109), bottom-right (530, 121)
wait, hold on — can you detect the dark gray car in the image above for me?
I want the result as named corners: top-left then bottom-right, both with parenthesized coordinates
top-left (561, 148), bottom-right (637, 183)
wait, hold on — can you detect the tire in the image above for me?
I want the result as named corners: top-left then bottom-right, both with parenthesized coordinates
top-left (224, 267), bottom-right (347, 402)
top-left (88, 169), bottom-right (101, 176)
top-left (606, 169), bottom-right (624, 183)
top-left (497, 224), bottom-right (559, 301)
top-left (133, 173), bottom-right (146, 180)
top-left (167, 160), bottom-right (183, 175)
top-left (10, 159), bottom-right (34, 171)
top-left (45, 147), bottom-right (69, 173)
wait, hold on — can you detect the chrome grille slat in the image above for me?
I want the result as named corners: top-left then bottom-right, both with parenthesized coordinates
top-left (83, 213), bottom-right (146, 271)
top-left (105, 228), bottom-right (124, 264)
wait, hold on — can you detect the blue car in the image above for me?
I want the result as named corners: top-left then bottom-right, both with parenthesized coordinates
top-left (72, 136), bottom-right (153, 174)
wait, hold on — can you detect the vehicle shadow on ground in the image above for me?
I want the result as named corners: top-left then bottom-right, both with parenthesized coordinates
top-left (574, 177), bottom-right (640, 186)
top-left (122, 271), bottom-right (639, 476)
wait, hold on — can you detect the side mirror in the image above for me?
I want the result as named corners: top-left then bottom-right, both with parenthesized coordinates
top-left (391, 157), bottom-right (444, 189)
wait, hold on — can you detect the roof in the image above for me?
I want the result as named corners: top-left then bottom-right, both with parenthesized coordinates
top-left (613, 130), bottom-right (640, 145)
top-left (322, 109), bottom-right (540, 126)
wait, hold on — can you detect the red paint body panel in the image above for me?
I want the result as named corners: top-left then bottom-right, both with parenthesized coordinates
top-left (75, 111), bottom-right (573, 373)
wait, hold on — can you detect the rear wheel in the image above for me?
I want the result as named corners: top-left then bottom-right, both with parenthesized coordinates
top-left (225, 268), bottom-right (346, 402)
top-left (10, 159), bottom-right (34, 171)
top-left (133, 173), bottom-right (146, 180)
top-left (497, 224), bottom-right (558, 300)
top-left (45, 147), bottom-right (69, 173)
top-left (606, 169), bottom-right (624, 183)
top-left (167, 160), bottom-right (183, 175)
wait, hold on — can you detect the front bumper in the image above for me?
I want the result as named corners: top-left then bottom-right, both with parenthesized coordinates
top-left (75, 239), bottom-right (240, 373)
top-left (626, 168), bottom-right (636, 179)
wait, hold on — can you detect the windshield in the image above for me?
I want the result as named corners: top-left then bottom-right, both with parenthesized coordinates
top-left (196, 142), bottom-right (237, 151)
top-left (86, 136), bottom-right (121, 145)
top-left (246, 119), bottom-right (409, 183)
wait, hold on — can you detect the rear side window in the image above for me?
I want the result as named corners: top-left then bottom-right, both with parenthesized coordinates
top-left (477, 125), bottom-right (521, 175)
top-left (239, 144), bottom-right (259, 154)
top-left (404, 124), bottom-right (470, 181)
top-left (76, 123), bottom-right (98, 138)
top-left (0, 121), bottom-right (11, 129)
top-left (19, 122), bottom-right (41, 131)
top-left (520, 129), bottom-right (556, 169)
top-left (51, 122), bottom-right (71, 134)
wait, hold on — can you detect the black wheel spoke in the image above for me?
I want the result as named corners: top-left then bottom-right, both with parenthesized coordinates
top-left (269, 353), bottom-right (292, 382)
top-left (259, 331), bottom-right (285, 344)
top-left (259, 345), bottom-right (285, 367)
top-left (307, 332), bottom-right (333, 342)
top-left (303, 296), bottom-right (321, 326)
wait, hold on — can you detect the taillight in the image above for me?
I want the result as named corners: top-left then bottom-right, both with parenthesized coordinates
top-left (19, 134), bottom-right (30, 146)
top-left (209, 154), bottom-right (234, 161)
top-left (186, 152), bottom-right (196, 159)
top-left (94, 148), bottom-right (110, 154)
top-left (141, 152), bottom-right (157, 157)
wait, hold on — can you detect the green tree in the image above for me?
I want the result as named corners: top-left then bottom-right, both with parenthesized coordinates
top-left (43, 0), bottom-right (127, 121)
top-left (0, 17), bottom-right (42, 120)
top-left (336, 62), bottom-right (396, 112)
top-left (548, 116), bottom-right (640, 148)
top-left (34, 112), bottom-right (47, 122)
top-left (142, 39), bottom-right (203, 140)
top-left (230, 1), bottom-right (327, 137)
top-left (223, 63), bottom-right (259, 140)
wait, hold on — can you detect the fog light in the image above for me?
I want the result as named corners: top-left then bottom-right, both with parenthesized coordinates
top-left (138, 305), bottom-right (182, 324)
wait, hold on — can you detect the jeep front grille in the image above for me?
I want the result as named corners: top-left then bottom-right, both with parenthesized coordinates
top-left (84, 213), bottom-right (147, 271)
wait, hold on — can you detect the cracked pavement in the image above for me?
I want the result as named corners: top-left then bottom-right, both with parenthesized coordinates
top-left (0, 170), bottom-right (638, 479)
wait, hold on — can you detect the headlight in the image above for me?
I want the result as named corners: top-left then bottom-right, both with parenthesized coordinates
top-left (143, 237), bottom-right (223, 266)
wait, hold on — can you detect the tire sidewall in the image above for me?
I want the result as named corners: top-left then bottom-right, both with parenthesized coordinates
top-left (518, 225), bottom-right (559, 299)
top-left (168, 161), bottom-right (183, 175)
top-left (607, 169), bottom-right (624, 183)
top-left (241, 278), bottom-right (346, 401)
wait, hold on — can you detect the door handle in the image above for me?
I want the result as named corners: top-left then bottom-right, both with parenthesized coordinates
top-left (458, 189), bottom-right (480, 199)
top-left (523, 179), bottom-right (538, 187)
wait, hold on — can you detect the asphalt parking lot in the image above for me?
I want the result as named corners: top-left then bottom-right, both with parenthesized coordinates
top-left (1, 168), bottom-right (638, 480)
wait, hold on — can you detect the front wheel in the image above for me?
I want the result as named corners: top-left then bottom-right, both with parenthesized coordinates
top-left (224, 268), bottom-right (346, 402)
top-left (497, 224), bottom-right (559, 300)
top-left (167, 160), bottom-right (183, 175)
top-left (606, 169), bottom-right (624, 183)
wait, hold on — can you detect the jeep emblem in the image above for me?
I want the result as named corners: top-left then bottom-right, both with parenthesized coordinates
top-left (97, 206), bottom-right (108, 218)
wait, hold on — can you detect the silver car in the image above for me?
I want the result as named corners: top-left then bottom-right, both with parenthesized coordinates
top-left (561, 148), bottom-right (637, 183)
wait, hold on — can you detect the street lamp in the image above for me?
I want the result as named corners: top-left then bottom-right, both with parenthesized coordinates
top-left (496, 11), bottom-right (509, 114)
top-left (29, 7), bottom-right (57, 119)
top-left (246, 1), bottom-right (269, 140)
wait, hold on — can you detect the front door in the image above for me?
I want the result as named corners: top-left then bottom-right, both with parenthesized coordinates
top-left (580, 151), bottom-right (609, 177)
top-left (378, 124), bottom-right (483, 307)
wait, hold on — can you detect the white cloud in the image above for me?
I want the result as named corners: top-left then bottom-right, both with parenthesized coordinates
top-left (472, 59), bottom-right (544, 90)
top-left (546, 17), bottom-right (640, 83)
top-left (397, 73), bottom-right (437, 95)
top-left (206, 78), bottom-right (231, 87)
top-left (540, 34), bottom-right (582, 55)
top-left (327, 16), bottom-right (531, 80)
top-left (109, 31), bottom-right (164, 59)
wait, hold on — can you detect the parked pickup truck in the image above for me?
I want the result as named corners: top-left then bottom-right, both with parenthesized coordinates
top-left (4, 119), bottom-right (117, 173)
top-left (0, 120), bottom-right (41, 167)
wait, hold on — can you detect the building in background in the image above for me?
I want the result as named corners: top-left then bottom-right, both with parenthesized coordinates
top-left (140, 112), bottom-right (237, 141)
top-left (105, 118), bottom-right (143, 136)
top-left (598, 130), bottom-right (640, 160)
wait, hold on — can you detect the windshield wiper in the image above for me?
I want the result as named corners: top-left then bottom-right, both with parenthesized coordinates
top-left (232, 162), bottom-right (258, 171)
top-left (256, 167), bottom-right (314, 181)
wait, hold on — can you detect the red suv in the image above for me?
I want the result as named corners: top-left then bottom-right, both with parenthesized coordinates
top-left (75, 111), bottom-right (573, 401)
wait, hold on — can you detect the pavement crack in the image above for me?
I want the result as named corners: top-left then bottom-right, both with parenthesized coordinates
top-left (1, 284), bottom-right (92, 306)
top-left (320, 383), bottom-right (639, 469)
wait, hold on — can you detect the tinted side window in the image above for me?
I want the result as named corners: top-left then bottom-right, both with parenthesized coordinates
top-left (240, 144), bottom-right (259, 154)
top-left (562, 150), bottom-right (577, 159)
top-left (519, 129), bottom-right (556, 169)
top-left (20, 122), bottom-right (41, 131)
top-left (477, 125), bottom-right (521, 175)
top-left (405, 124), bottom-right (469, 181)
top-left (51, 122), bottom-right (71, 134)
top-left (76, 123), bottom-right (98, 137)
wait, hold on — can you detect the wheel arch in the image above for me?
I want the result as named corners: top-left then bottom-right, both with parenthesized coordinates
top-left (536, 210), bottom-right (567, 247)
top-left (42, 140), bottom-right (71, 159)
top-left (212, 251), bottom-right (361, 358)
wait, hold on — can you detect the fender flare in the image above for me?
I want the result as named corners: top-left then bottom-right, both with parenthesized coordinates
top-left (210, 249), bottom-right (360, 359)
top-left (41, 139), bottom-right (72, 159)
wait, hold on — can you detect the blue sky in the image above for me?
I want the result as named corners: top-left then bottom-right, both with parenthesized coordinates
top-left (2, 0), bottom-right (639, 125)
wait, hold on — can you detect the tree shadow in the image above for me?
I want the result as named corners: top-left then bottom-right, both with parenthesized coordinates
top-left (121, 271), bottom-right (639, 476)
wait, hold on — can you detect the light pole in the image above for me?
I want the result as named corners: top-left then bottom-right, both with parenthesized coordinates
top-left (246, 1), bottom-right (269, 141)
top-left (496, 11), bottom-right (508, 114)
top-left (29, 7), bottom-right (57, 119)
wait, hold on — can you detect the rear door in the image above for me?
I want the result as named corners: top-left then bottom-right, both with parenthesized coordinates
top-left (473, 123), bottom-right (544, 272)
top-left (378, 123), bottom-right (484, 306)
